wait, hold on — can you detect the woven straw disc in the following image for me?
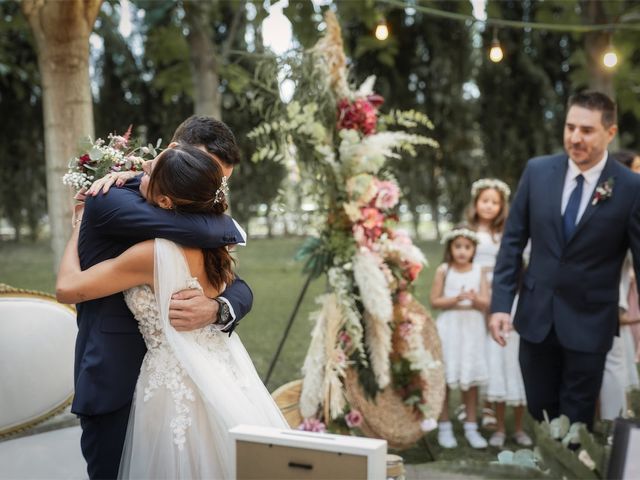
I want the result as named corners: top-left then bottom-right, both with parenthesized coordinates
top-left (344, 299), bottom-right (445, 450)
top-left (271, 379), bottom-right (304, 428)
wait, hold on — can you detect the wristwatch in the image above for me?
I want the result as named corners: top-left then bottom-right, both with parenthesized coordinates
top-left (213, 297), bottom-right (232, 326)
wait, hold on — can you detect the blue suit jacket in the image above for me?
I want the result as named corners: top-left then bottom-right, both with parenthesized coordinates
top-left (491, 153), bottom-right (640, 353)
top-left (72, 177), bottom-right (253, 416)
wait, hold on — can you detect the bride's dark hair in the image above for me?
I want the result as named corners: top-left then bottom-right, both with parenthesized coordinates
top-left (148, 145), bottom-right (234, 291)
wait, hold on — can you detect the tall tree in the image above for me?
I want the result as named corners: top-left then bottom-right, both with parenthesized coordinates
top-left (21, 0), bottom-right (101, 267)
top-left (0, 1), bottom-right (46, 241)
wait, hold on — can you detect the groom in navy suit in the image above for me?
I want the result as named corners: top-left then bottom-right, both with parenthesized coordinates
top-left (490, 92), bottom-right (640, 429)
top-left (73, 117), bottom-right (253, 478)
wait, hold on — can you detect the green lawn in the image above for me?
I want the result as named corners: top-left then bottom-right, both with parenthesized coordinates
top-left (0, 236), bottom-right (444, 391)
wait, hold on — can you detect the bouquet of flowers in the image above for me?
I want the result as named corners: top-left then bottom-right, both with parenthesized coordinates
top-left (62, 126), bottom-right (161, 191)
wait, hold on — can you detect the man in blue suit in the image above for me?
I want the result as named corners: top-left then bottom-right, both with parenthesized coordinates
top-left (73, 117), bottom-right (253, 478)
top-left (490, 92), bottom-right (640, 429)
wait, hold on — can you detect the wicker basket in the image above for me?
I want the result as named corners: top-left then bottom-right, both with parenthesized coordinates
top-left (271, 379), bottom-right (304, 428)
top-left (272, 299), bottom-right (445, 450)
top-left (344, 299), bottom-right (445, 450)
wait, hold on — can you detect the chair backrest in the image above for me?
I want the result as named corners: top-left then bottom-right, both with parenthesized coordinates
top-left (0, 284), bottom-right (76, 438)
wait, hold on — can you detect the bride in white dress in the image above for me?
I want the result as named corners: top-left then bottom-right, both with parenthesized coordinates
top-left (57, 145), bottom-right (288, 478)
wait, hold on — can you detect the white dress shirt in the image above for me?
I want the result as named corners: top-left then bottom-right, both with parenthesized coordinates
top-left (560, 152), bottom-right (608, 223)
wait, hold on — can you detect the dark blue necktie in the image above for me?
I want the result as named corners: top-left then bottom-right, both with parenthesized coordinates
top-left (563, 174), bottom-right (584, 241)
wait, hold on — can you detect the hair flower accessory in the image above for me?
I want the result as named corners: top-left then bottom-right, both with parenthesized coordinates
top-left (591, 177), bottom-right (614, 206)
top-left (441, 227), bottom-right (479, 245)
top-left (471, 178), bottom-right (511, 200)
top-left (214, 176), bottom-right (229, 204)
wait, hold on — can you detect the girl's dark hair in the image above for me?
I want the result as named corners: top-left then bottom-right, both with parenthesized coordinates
top-left (465, 186), bottom-right (509, 235)
top-left (612, 149), bottom-right (638, 168)
top-left (442, 224), bottom-right (477, 265)
top-left (148, 145), bottom-right (234, 290)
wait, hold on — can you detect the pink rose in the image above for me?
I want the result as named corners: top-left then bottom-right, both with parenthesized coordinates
top-left (397, 291), bottom-right (411, 306)
top-left (345, 409), bottom-right (363, 428)
top-left (298, 418), bottom-right (327, 433)
top-left (375, 180), bottom-right (400, 210)
top-left (361, 207), bottom-right (384, 230)
top-left (339, 331), bottom-right (353, 350)
top-left (405, 262), bottom-right (423, 282)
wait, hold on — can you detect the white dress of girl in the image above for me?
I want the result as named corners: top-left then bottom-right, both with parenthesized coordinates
top-left (436, 263), bottom-right (488, 390)
top-left (476, 231), bottom-right (527, 406)
top-left (118, 239), bottom-right (288, 479)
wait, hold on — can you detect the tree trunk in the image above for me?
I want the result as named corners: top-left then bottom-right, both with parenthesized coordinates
top-left (22, 0), bottom-right (101, 269)
top-left (582, 0), bottom-right (615, 98)
top-left (581, 0), bottom-right (618, 149)
top-left (183, 0), bottom-right (221, 119)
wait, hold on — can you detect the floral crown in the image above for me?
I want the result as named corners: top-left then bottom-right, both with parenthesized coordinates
top-left (471, 178), bottom-right (511, 201)
top-left (214, 176), bottom-right (229, 204)
top-left (441, 227), bottom-right (479, 245)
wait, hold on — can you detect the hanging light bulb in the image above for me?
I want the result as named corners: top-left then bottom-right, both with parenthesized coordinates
top-left (375, 19), bottom-right (389, 41)
top-left (603, 34), bottom-right (618, 68)
top-left (489, 28), bottom-right (503, 63)
top-left (603, 50), bottom-right (618, 68)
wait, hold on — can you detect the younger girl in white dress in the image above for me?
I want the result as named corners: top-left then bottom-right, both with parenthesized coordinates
top-left (467, 178), bottom-right (531, 448)
top-left (57, 145), bottom-right (288, 479)
top-left (431, 227), bottom-right (489, 449)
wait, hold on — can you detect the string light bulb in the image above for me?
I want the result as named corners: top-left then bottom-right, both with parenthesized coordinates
top-left (489, 28), bottom-right (503, 63)
top-left (375, 19), bottom-right (389, 41)
top-left (603, 35), bottom-right (618, 68)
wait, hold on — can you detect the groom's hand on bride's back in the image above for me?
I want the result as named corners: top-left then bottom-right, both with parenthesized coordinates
top-left (169, 289), bottom-right (218, 331)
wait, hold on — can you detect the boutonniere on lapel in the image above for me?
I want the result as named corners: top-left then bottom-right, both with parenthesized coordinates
top-left (591, 177), bottom-right (615, 206)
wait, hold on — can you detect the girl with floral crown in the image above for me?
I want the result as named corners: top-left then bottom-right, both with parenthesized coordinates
top-left (466, 178), bottom-right (531, 448)
top-left (430, 227), bottom-right (489, 449)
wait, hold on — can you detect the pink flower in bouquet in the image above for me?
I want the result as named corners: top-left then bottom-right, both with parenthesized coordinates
top-left (339, 331), bottom-right (353, 351)
top-left (337, 95), bottom-right (383, 136)
top-left (375, 180), bottom-right (400, 210)
top-left (298, 418), bottom-right (327, 433)
top-left (405, 262), bottom-right (423, 282)
top-left (392, 229), bottom-right (413, 246)
top-left (397, 322), bottom-right (413, 340)
top-left (345, 409), bottom-right (363, 428)
top-left (397, 291), bottom-right (411, 307)
top-left (111, 136), bottom-right (128, 150)
top-left (361, 207), bottom-right (384, 230)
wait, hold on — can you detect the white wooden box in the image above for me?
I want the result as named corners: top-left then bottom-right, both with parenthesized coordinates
top-left (229, 424), bottom-right (387, 480)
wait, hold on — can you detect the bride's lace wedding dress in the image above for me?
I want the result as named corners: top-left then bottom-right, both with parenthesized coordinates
top-left (118, 239), bottom-right (288, 479)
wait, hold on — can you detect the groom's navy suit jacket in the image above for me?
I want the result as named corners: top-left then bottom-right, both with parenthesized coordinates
top-left (72, 177), bottom-right (252, 416)
top-left (491, 153), bottom-right (640, 354)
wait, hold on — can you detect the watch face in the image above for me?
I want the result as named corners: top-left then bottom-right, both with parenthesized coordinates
top-left (218, 300), bottom-right (231, 324)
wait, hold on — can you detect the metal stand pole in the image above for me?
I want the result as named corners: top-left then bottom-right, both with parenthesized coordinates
top-left (263, 272), bottom-right (314, 385)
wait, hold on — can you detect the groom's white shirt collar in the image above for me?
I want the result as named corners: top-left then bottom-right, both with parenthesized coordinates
top-left (566, 151), bottom-right (608, 187)
top-left (232, 219), bottom-right (247, 246)
top-left (561, 151), bottom-right (608, 219)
